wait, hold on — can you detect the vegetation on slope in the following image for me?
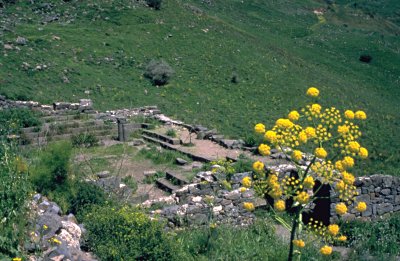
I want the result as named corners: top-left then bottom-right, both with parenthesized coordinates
top-left (1, 0), bottom-right (399, 175)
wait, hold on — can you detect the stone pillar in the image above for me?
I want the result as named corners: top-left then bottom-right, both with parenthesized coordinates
top-left (117, 117), bottom-right (127, 142)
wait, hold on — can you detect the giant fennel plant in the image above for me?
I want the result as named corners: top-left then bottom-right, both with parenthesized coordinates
top-left (242, 87), bottom-right (368, 261)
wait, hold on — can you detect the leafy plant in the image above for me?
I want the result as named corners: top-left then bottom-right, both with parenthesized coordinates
top-left (71, 133), bottom-right (99, 148)
top-left (0, 143), bottom-right (30, 258)
top-left (82, 205), bottom-right (175, 260)
top-left (30, 141), bottom-right (72, 192)
top-left (122, 176), bottom-right (138, 193)
top-left (250, 87), bottom-right (369, 260)
top-left (166, 128), bottom-right (177, 137)
top-left (144, 171), bottom-right (165, 184)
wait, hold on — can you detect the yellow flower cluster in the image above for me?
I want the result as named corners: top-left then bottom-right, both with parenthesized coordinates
top-left (288, 110), bottom-right (300, 121)
top-left (311, 161), bottom-right (335, 183)
top-left (243, 202), bottom-right (255, 211)
top-left (293, 239), bottom-right (305, 248)
top-left (306, 87), bottom-right (320, 97)
top-left (258, 143), bottom-right (271, 156)
top-left (276, 118), bottom-right (294, 129)
top-left (320, 245), bottom-right (332, 255)
top-left (355, 201), bottom-right (367, 212)
top-left (355, 110), bottom-right (367, 120)
top-left (295, 191), bottom-right (310, 204)
top-left (327, 224), bottom-right (339, 236)
top-left (335, 203), bottom-right (347, 215)
top-left (252, 161), bottom-right (264, 172)
top-left (242, 176), bottom-right (252, 188)
top-left (254, 123), bottom-right (266, 133)
top-left (314, 147), bottom-right (328, 159)
top-left (274, 199), bottom-right (286, 212)
top-left (303, 176), bottom-right (315, 189)
top-left (292, 150), bottom-right (302, 161)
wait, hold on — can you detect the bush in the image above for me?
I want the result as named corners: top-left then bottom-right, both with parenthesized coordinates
top-left (30, 141), bottom-right (72, 192)
top-left (0, 144), bottom-right (30, 258)
top-left (166, 128), bottom-right (177, 137)
top-left (121, 176), bottom-right (138, 193)
top-left (144, 59), bottom-right (174, 86)
top-left (146, 0), bottom-right (162, 10)
top-left (0, 108), bottom-right (41, 136)
top-left (82, 205), bottom-right (176, 260)
top-left (49, 181), bottom-right (106, 216)
top-left (71, 133), bottom-right (99, 148)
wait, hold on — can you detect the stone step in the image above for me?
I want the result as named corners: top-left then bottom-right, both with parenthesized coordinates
top-left (40, 112), bottom-right (97, 123)
top-left (22, 124), bottom-right (116, 139)
top-left (156, 178), bottom-right (179, 193)
top-left (142, 134), bottom-right (212, 162)
top-left (26, 134), bottom-right (115, 147)
top-left (27, 130), bottom-right (116, 145)
top-left (165, 171), bottom-right (189, 186)
top-left (142, 130), bottom-right (180, 145)
top-left (21, 119), bottom-right (108, 134)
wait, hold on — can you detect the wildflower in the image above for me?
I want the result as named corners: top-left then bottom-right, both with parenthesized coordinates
top-left (303, 176), bottom-right (315, 189)
top-left (12, 258), bottom-right (22, 261)
top-left (255, 123), bottom-right (266, 133)
top-left (342, 171), bottom-right (355, 185)
top-left (305, 127), bottom-right (316, 138)
top-left (292, 150), bottom-right (302, 161)
top-left (243, 202), bottom-right (255, 211)
top-left (258, 143), bottom-right (271, 156)
top-left (306, 87), bottom-right (320, 97)
top-left (355, 111), bottom-right (367, 120)
top-left (239, 187), bottom-right (247, 193)
top-left (338, 125), bottom-right (350, 135)
top-left (348, 141), bottom-right (361, 153)
top-left (210, 223), bottom-right (217, 229)
top-left (288, 110), bottom-right (300, 121)
top-left (338, 235), bottom-right (347, 242)
top-left (342, 156), bottom-right (354, 168)
top-left (344, 110), bottom-right (355, 120)
top-left (252, 161), bottom-right (264, 172)
top-left (242, 176), bottom-right (252, 188)
top-left (328, 224), bottom-right (339, 236)
top-left (315, 147), bottom-right (328, 159)
top-left (43, 224), bottom-right (48, 230)
top-left (276, 118), bottom-right (294, 129)
top-left (359, 147), bottom-right (368, 159)
top-left (311, 104), bottom-right (322, 114)
top-left (293, 239), bottom-right (305, 248)
top-left (264, 130), bottom-right (277, 143)
top-left (274, 200), bottom-right (286, 212)
top-left (295, 191), bottom-right (309, 204)
top-left (336, 180), bottom-right (345, 191)
top-left (335, 161), bottom-right (344, 171)
top-left (335, 203), bottom-right (347, 215)
top-left (355, 202), bottom-right (367, 212)
top-left (298, 131), bottom-right (308, 143)
top-left (320, 245), bottom-right (332, 255)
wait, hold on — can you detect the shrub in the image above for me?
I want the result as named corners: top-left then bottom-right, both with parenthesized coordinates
top-left (82, 205), bottom-right (175, 260)
top-left (49, 181), bottom-right (106, 216)
top-left (30, 141), bottom-right (72, 192)
top-left (71, 133), bottom-right (99, 148)
top-left (0, 108), bottom-right (41, 136)
top-left (166, 128), bottom-right (177, 137)
top-left (0, 144), bottom-right (30, 258)
top-left (146, 0), bottom-right (162, 10)
top-left (121, 176), bottom-right (138, 193)
top-left (144, 59), bottom-right (174, 86)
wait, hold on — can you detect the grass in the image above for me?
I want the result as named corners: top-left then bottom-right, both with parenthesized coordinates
top-left (136, 145), bottom-right (191, 166)
top-left (0, 0), bottom-right (399, 175)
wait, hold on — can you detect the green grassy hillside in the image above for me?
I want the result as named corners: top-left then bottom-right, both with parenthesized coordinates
top-left (1, 0), bottom-right (399, 175)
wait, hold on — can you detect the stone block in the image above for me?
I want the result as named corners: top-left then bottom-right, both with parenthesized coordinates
top-left (380, 188), bottom-right (391, 195)
top-left (377, 203), bottom-right (393, 215)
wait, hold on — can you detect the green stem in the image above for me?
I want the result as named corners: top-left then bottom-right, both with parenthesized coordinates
top-left (288, 211), bottom-right (299, 261)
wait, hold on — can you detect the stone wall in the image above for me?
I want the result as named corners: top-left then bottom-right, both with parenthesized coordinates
top-left (145, 171), bottom-right (256, 228)
top-left (330, 174), bottom-right (400, 222)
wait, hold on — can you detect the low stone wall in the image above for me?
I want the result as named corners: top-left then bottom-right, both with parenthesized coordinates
top-left (145, 172), bottom-right (256, 228)
top-left (330, 175), bottom-right (400, 222)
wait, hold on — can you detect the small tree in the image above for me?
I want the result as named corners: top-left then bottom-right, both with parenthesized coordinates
top-left (144, 59), bottom-right (174, 86)
top-left (146, 0), bottom-right (162, 10)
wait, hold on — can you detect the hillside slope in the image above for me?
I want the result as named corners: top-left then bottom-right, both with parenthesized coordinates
top-left (1, 0), bottom-right (399, 174)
